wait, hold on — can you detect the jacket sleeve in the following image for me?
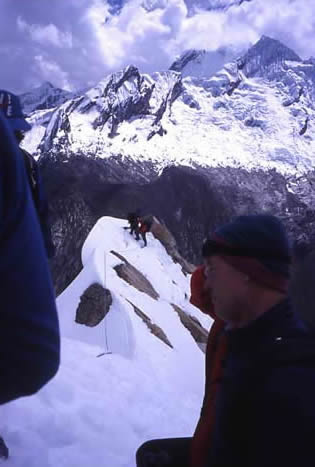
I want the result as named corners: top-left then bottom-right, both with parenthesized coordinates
top-left (190, 265), bottom-right (216, 318)
top-left (32, 162), bottom-right (56, 258)
top-left (0, 114), bottom-right (60, 404)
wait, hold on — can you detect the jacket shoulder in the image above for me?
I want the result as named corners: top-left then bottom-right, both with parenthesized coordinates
top-left (259, 333), bottom-right (315, 368)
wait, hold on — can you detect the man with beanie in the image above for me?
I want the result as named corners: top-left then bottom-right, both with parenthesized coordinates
top-left (136, 214), bottom-right (315, 467)
top-left (201, 214), bottom-right (315, 467)
top-left (0, 90), bottom-right (55, 258)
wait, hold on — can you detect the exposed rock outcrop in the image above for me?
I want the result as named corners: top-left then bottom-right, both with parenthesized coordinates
top-left (112, 250), bottom-right (159, 300)
top-left (171, 304), bottom-right (208, 353)
top-left (127, 300), bottom-right (173, 348)
top-left (150, 217), bottom-right (195, 275)
top-left (76, 283), bottom-right (112, 327)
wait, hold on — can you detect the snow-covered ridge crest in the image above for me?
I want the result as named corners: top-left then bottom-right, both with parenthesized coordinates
top-left (2, 216), bottom-right (211, 466)
top-left (58, 216), bottom-right (210, 351)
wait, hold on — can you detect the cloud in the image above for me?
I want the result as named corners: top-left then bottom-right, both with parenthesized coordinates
top-left (33, 55), bottom-right (72, 90)
top-left (17, 17), bottom-right (73, 48)
top-left (0, 0), bottom-right (314, 94)
top-left (83, 0), bottom-right (173, 69)
top-left (83, 0), bottom-right (315, 78)
top-left (173, 8), bottom-right (258, 52)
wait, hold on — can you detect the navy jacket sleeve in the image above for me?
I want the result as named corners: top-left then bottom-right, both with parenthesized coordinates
top-left (0, 113), bottom-right (60, 404)
top-left (32, 162), bottom-right (56, 258)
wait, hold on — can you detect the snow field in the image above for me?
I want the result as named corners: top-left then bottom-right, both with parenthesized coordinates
top-left (2, 217), bottom-right (211, 467)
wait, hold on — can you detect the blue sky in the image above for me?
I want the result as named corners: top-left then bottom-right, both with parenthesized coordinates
top-left (1, 0), bottom-right (314, 93)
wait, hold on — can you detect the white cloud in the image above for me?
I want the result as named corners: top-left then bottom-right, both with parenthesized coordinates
top-left (4, 0), bottom-right (315, 93)
top-left (82, 0), bottom-right (315, 79)
top-left (83, 0), bottom-right (173, 69)
top-left (174, 6), bottom-right (259, 52)
top-left (34, 55), bottom-right (72, 90)
top-left (83, 0), bottom-right (192, 71)
top-left (17, 16), bottom-right (73, 48)
top-left (160, 0), bottom-right (188, 36)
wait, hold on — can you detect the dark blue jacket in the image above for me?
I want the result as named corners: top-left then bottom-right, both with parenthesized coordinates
top-left (208, 299), bottom-right (315, 467)
top-left (0, 113), bottom-right (60, 404)
top-left (22, 149), bottom-right (55, 258)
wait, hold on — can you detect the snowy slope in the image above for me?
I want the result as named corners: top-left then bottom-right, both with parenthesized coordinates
top-left (170, 47), bottom-right (239, 78)
top-left (19, 82), bottom-right (74, 158)
top-left (21, 108), bottom-right (55, 158)
top-left (23, 37), bottom-right (315, 176)
top-left (1, 217), bottom-right (211, 467)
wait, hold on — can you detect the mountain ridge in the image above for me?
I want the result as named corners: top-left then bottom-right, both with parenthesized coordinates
top-left (18, 35), bottom-right (315, 294)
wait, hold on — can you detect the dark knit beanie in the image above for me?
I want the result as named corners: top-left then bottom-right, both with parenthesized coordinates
top-left (202, 215), bottom-right (291, 293)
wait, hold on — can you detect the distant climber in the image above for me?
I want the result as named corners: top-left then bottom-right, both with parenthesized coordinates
top-left (0, 90), bottom-right (55, 258)
top-left (127, 210), bottom-right (141, 240)
top-left (139, 215), bottom-right (154, 247)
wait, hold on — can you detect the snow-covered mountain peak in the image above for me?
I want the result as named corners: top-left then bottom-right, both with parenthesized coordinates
top-left (23, 36), bottom-right (315, 175)
top-left (20, 81), bottom-right (73, 115)
top-left (83, 65), bottom-right (149, 107)
top-left (40, 65), bottom-right (183, 154)
top-left (33, 81), bottom-right (53, 93)
top-left (170, 36), bottom-right (303, 81)
top-left (234, 35), bottom-right (315, 108)
top-left (170, 47), bottom-right (238, 79)
top-left (170, 50), bottom-right (206, 73)
top-left (237, 35), bottom-right (302, 78)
